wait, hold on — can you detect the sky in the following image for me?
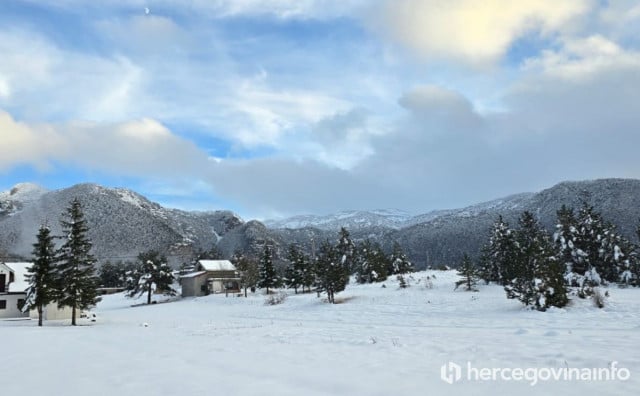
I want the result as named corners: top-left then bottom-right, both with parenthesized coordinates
top-left (1, 0), bottom-right (639, 220)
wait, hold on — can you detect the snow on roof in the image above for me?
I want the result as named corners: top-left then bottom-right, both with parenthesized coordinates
top-left (180, 271), bottom-right (207, 279)
top-left (198, 260), bottom-right (236, 272)
top-left (5, 262), bottom-right (32, 293)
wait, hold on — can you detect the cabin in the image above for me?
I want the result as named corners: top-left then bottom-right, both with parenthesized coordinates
top-left (180, 260), bottom-right (241, 297)
top-left (0, 262), bottom-right (74, 321)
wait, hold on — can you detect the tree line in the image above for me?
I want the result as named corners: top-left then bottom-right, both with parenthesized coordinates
top-left (455, 200), bottom-right (640, 311)
top-left (227, 228), bottom-right (415, 304)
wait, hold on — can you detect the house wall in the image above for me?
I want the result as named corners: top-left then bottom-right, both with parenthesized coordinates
top-left (0, 293), bottom-right (28, 319)
top-left (181, 275), bottom-right (209, 297)
top-left (30, 302), bottom-right (74, 321)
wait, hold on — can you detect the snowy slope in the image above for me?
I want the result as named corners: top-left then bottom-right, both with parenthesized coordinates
top-left (0, 183), bottom-right (244, 263)
top-left (2, 271), bottom-right (638, 396)
top-left (265, 208), bottom-right (413, 230)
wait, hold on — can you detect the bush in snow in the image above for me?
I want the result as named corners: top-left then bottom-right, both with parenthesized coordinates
top-left (264, 291), bottom-right (287, 306)
top-left (397, 275), bottom-right (408, 289)
top-left (592, 288), bottom-right (606, 308)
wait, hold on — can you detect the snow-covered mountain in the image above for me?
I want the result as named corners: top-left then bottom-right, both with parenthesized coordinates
top-left (0, 183), bottom-right (243, 264)
top-left (2, 178), bottom-right (640, 269)
top-left (266, 193), bottom-right (536, 232)
top-left (266, 179), bottom-right (640, 268)
top-left (265, 209), bottom-right (413, 230)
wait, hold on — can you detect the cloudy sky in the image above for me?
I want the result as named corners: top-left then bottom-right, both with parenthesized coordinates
top-left (1, 1), bottom-right (639, 219)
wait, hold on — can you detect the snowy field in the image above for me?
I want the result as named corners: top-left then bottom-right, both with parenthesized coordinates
top-left (3, 270), bottom-right (639, 396)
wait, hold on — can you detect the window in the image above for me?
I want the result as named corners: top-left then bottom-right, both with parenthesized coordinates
top-left (17, 299), bottom-right (25, 310)
top-left (0, 300), bottom-right (6, 310)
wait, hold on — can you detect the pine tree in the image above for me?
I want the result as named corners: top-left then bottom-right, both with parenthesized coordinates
top-left (232, 252), bottom-right (259, 297)
top-left (125, 251), bottom-right (176, 304)
top-left (479, 216), bottom-right (518, 285)
top-left (560, 200), bottom-right (620, 294)
top-left (98, 260), bottom-right (134, 288)
top-left (504, 211), bottom-right (568, 311)
top-left (314, 240), bottom-right (349, 304)
top-left (354, 239), bottom-right (388, 283)
top-left (258, 245), bottom-right (278, 294)
top-left (336, 227), bottom-right (355, 274)
top-left (56, 198), bottom-right (101, 325)
top-left (388, 242), bottom-right (414, 275)
top-left (285, 244), bottom-right (306, 294)
top-left (23, 225), bottom-right (58, 326)
top-left (454, 254), bottom-right (479, 291)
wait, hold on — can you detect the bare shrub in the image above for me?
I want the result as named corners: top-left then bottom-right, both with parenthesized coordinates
top-left (264, 291), bottom-right (287, 306)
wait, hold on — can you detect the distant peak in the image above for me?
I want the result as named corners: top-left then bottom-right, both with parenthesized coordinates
top-left (2, 182), bottom-right (48, 202)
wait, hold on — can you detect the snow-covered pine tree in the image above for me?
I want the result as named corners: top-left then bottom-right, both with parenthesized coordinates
top-left (561, 200), bottom-right (617, 295)
top-left (56, 198), bottom-right (101, 325)
top-left (388, 242), bottom-right (414, 275)
top-left (454, 254), bottom-right (479, 291)
top-left (354, 239), bottom-right (388, 283)
top-left (258, 245), bottom-right (278, 294)
top-left (23, 225), bottom-right (59, 326)
top-left (125, 251), bottom-right (176, 304)
top-left (336, 227), bottom-right (356, 274)
top-left (301, 250), bottom-right (316, 293)
top-left (314, 240), bottom-right (349, 304)
top-left (285, 244), bottom-right (307, 294)
top-left (479, 216), bottom-right (518, 285)
top-left (504, 211), bottom-right (568, 311)
top-left (553, 204), bottom-right (577, 274)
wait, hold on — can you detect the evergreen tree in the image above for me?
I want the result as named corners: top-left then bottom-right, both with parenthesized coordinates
top-left (388, 242), bottom-right (414, 275)
top-left (354, 239), bottom-right (388, 284)
top-left (23, 225), bottom-right (58, 326)
top-left (560, 200), bottom-right (621, 293)
top-left (300, 250), bottom-right (316, 293)
top-left (258, 245), bottom-right (278, 294)
top-left (232, 252), bottom-right (259, 297)
top-left (336, 227), bottom-right (356, 274)
top-left (314, 240), bottom-right (349, 303)
top-left (285, 244), bottom-right (309, 294)
top-left (56, 198), bottom-right (101, 325)
top-left (504, 211), bottom-right (568, 311)
top-left (125, 251), bottom-right (176, 304)
top-left (454, 254), bottom-right (479, 291)
top-left (98, 260), bottom-right (134, 288)
top-left (479, 216), bottom-right (518, 285)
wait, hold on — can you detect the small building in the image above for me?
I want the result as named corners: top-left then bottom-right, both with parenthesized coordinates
top-left (0, 262), bottom-right (28, 319)
top-left (0, 262), bottom-right (74, 321)
top-left (181, 260), bottom-right (241, 297)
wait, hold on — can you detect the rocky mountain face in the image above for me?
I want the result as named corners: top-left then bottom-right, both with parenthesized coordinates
top-left (1, 179), bottom-right (640, 269)
top-left (0, 183), bottom-right (243, 266)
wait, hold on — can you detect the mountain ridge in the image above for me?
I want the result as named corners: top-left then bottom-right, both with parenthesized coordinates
top-left (2, 178), bottom-right (640, 268)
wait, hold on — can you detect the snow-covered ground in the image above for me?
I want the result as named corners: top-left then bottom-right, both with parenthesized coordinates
top-left (3, 271), bottom-right (639, 395)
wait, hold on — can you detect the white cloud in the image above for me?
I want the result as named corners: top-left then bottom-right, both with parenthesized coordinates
top-left (0, 111), bottom-right (209, 177)
top-left (521, 35), bottom-right (640, 82)
top-left (368, 0), bottom-right (591, 64)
